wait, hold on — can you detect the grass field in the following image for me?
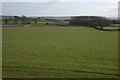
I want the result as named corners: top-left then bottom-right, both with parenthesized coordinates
top-left (103, 27), bottom-right (119, 29)
top-left (2, 25), bottom-right (118, 78)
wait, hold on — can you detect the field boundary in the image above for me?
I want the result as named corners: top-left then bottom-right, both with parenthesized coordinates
top-left (92, 27), bottom-right (120, 31)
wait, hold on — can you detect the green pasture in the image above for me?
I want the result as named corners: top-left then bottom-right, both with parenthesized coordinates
top-left (103, 27), bottom-right (119, 29)
top-left (2, 19), bottom-right (69, 26)
top-left (2, 25), bottom-right (118, 78)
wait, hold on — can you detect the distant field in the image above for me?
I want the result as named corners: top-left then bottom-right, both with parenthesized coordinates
top-left (2, 25), bottom-right (118, 78)
top-left (95, 26), bottom-right (119, 30)
top-left (103, 27), bottom-right (119, 29)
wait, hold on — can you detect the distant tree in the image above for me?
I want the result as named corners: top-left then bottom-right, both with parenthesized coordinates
top-left (26, 18), bottom-right (32, 24)
top-left (46, 22), bottom-right (49, 25)
top-left (3, 18), bottom-right (9, 24)
top-left (69, 16), bottom-right (89, 26)
top-left (111, 20), bottom-right (119, 24)
top-left (21, 15), bottom-right (27, 24)
top-left (33, 19), bottom-right (37, 24)
top-left (13, 16), bottom-right (21, 24)
top-left (69, 16), bottom-right (111, 27)
top-left (38, 17), bottom-right (41, 20)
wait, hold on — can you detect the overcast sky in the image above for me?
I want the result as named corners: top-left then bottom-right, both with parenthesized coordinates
top-left (1, 0), bottom-right (120, 17)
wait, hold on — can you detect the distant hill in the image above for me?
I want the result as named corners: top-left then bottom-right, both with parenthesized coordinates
top-left (0, 15), bottom-right (14, 18)
top-left (0, 15), bottom-right (118, 21)
top-left (0, 15), bottom-right (71, 20)
top-left (30, 16), bottom-right (71, 20)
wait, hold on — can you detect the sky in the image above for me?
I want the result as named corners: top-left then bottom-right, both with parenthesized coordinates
top-left (1, 0), bottom-right (120, 17)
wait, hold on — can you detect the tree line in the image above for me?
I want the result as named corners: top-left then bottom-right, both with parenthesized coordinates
top-left (2, 16), bottom-right (119, 28)
top-left (3, 15), bottom-right (39, 25)
top-left (69, 16), bottom-right (114, 29)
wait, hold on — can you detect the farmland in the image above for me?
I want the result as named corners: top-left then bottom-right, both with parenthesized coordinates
top-left (2, 25), bottom-right (118, 78)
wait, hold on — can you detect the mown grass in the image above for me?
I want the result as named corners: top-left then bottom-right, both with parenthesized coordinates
top-left (2, 26), bottom-right (118, 78)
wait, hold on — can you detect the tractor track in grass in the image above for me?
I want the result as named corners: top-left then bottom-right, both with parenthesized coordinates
top-left (3, 66), bottom-right (119, 77)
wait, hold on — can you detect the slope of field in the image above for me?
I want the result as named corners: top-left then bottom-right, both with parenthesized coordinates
top-left (2, 26), bottom-right (118, 78)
